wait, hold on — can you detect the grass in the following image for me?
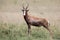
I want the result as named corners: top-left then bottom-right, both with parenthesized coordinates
top-left (0, 22), bottom-right (60, 40)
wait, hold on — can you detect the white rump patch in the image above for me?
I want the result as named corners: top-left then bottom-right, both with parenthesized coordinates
top-left (47, 20), bottom-right (50, 26)
top-left (48, 20), bottom-right (49, 24)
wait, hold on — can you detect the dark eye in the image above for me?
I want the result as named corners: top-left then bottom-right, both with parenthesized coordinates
top-left (22, 10), bottom-right (24, 11)
top-left (26, 10), bottom-right (29, 11)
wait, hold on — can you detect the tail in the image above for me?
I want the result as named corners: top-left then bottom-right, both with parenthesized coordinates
top-left (48, 20), bottom-right (50, 27)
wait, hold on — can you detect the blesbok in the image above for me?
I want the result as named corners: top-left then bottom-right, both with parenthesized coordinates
top-left (22, 4), bottom-right (53, 37)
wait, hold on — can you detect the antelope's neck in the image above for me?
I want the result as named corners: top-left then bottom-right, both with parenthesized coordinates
top-left (24, 13), bottom-right (28, 20)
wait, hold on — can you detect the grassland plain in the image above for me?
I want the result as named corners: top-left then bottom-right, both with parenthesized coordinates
top-left (0, 22), bottom-right (60, 40)
top-left (0, 0), bottom-right (60, 40)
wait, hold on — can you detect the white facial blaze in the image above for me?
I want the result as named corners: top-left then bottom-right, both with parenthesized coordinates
top-left (23, 11), bottom-right (26, 15)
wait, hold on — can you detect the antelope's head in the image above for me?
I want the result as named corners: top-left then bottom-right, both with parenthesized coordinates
top-left (22, 4), bottom-right (29, 16)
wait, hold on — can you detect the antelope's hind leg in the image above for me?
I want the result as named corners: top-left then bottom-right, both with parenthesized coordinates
top-left (44, 26), bottom-right (53, 38)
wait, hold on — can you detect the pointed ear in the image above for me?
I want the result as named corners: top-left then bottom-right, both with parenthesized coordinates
top-left (27, 9), bottom-right (29, 12)
top-left (22, 10), bottom-right (24, 11)
top-left (21, 7), bottom-right (24, 11)
top-left (27, 8), bottom-right (29, 11)
top-left (21, 8), bottom-right (24, 11)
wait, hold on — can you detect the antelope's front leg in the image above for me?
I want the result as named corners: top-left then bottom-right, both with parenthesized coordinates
top-left (27, 24), bottom-right (31, 35)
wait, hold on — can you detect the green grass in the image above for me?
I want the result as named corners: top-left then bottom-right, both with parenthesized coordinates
top-left (0, 22), bottom-right (60, 40)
